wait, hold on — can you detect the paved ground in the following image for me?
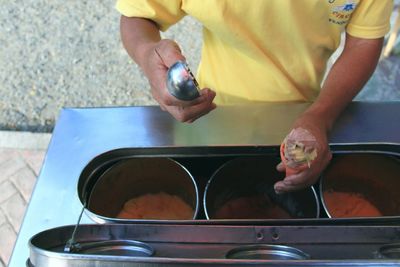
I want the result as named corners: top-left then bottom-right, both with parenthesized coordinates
top-left (0, 131), bottom-right (50, 266)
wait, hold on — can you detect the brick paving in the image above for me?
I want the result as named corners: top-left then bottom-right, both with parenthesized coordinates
top-left (0, 148), bottom-right (46, 266)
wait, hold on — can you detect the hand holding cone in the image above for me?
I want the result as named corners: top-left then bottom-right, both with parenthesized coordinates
top-left (280, 128), bottom-right (318, 176)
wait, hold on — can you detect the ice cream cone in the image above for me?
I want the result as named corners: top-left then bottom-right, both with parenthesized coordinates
top-left (280, 142), bottom-right (308, 176)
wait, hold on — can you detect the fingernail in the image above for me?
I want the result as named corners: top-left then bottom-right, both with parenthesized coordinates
top-left (198, 94), bottom-right (207, 101)
top-left (283, 180), bottom-right (292, 186)
top-left (274, 185), bottom-right (283, 194)
top-left (275, 189), bottom-right (283, 195)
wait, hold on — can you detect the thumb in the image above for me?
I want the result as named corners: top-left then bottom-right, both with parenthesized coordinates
top-left (155, 39), bottom-right (186, 68)
top-left (199, 88), bottom-right (217, 102)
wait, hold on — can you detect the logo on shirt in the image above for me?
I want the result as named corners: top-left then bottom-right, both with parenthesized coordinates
top-left (328, 0), bottom-right (358, 25)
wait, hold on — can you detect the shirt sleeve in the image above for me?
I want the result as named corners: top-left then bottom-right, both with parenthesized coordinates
top-left (116, 0), bottom-right (185, 31)
top-left (346, 0), bottom-right (393, 39)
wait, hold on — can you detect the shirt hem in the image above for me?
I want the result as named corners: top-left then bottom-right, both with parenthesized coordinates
top-left (346, 23), bottom-right (391, 39)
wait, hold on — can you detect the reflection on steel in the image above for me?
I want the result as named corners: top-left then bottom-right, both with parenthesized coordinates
top-left (377, 243), bottom-right (400, 259)
top-left (8, 103), bottom-right (400, 267)
top-left (29, 224), bottom-right (400, 266)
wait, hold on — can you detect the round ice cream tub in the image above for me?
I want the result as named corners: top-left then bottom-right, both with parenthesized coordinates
top-left (320, 154), bottom-right (400, 218)
top-left (203, 156), bottom-right (320, 220)
top-left (86, 157), bottom-right (199, 222)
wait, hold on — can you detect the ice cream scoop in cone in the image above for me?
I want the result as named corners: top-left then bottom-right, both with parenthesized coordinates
top-left (280, 128), bottom-right (318, 176)
top-left (280, 142), bottom-right (309, 176)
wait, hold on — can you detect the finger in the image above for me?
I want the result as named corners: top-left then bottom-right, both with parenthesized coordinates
top-left (168, 92), bottom-right (216, 122)
top-left (155, 39), bottom-right (186, 67)
top-left (163, 88), bottom-right (216, 108)
top-left (186, 103), bottom-right (217, 123)
top-left (276, 162), bottom-right (285, 172)
top-left (172, 100), bottom-right (216, 122)
top-left (274, 169), bottom-right (319, 193)
top-left (274, 180), bottom-right (310, 194)
top-left (284, 169), bottom-right (321, 187)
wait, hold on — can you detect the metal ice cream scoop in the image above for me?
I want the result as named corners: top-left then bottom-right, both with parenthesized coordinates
top-left (166, 61), bottom-right (200, 101)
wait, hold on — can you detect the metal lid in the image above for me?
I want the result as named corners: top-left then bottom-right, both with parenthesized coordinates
top-left (72, 240), bottom-right (154, 257)
top-left (225, 244), bottom-right (310, 260)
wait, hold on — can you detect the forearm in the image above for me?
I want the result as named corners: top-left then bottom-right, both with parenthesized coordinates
top-left (305, 33), bottom-right (383, 131)
top-left (120, 16), bottom-right (161, 68)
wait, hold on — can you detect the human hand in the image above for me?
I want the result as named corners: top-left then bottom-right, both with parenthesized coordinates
top-left (141, 39), bottom-right (216, 122)
top-left (274, 113), bottom-right (332, 193)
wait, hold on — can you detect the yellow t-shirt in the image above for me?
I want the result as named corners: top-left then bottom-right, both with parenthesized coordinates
top-left (116, 0), bottom-right (392, 104)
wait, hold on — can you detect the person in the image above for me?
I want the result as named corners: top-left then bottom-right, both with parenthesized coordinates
top-left (116, 0), bottom-right (393, 193)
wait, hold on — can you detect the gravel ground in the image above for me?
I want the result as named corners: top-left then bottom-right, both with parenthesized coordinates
top-left (0, 0), bottom-right (399, 132)
top-left (0, 0), bottom-right (201, 132)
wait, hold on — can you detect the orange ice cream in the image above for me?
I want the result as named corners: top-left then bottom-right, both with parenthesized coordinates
top-left (117, 192), bottom-right (194, 220)
top-left (323, 191), bottom-right (382, 218)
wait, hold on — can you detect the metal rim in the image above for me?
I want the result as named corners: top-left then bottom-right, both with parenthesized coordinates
top-left (85, 157), bottom-right (199, 221)
top-left (203, 156), bottom-right (320, 220)
top-left (203, 157), bottom-right (231, 220)
top-left (319, 153), bottom-right (400, 219)
top-left (75, 240), bottom-right (154, 256)
top-left (225, 244), bottom-right (310, 260)
top-left (377, 243), bottom-right (400, 259)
